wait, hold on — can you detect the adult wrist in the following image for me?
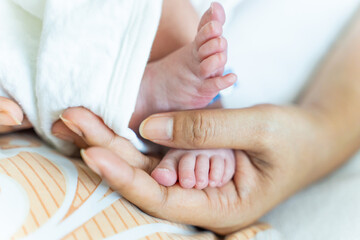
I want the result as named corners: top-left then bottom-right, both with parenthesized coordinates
top-left (298, 102), bottom-right (359, 180)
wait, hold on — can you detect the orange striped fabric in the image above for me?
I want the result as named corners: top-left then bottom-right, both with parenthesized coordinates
top-left (0, 134), bottom-right (272, 240)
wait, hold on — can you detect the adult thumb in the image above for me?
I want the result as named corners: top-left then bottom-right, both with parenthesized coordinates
top-left (139, 107), bottom-right (271, 151)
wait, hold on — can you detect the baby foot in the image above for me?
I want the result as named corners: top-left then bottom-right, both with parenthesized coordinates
top-left (151, 149), bottom-right (236, 189)
top-left (130, 3), bottom-right (237, 131)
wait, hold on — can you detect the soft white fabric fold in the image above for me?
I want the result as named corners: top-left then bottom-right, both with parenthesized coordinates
top-left (0, 0), bottom-right (162, 154)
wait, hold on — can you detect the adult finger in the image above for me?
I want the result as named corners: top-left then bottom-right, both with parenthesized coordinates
top-left (0, 97), bottom-right (32, 133)
top-left (53, 107), bottom-right (158, 171)
top-left (81, 147), bottom-right (217, 226)
top-left (0, 97), bottom-right (23, 126)
top-left (52, 119), bottom-right (88, 149)
top-left (81, 147), bottom-right (166, 215)
top-left (139, 105), bottom-right (279, 151)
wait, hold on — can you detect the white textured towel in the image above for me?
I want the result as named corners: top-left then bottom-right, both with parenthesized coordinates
top-left (0, 0), bottom-right (162, 154)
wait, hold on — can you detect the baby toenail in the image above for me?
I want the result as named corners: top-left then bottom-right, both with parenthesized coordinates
top-left (157, 168), bottom-right (171, 172)
top-left (181, 178), bottom-right (193, 186)
top-left (197, 178), bottom-right (206, 185)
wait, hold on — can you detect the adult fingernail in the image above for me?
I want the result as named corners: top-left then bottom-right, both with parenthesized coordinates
top-left (139, 116), bottom-right (173, 141)
top-left (60, 114), bottom-right (83, 137)
top-left (53, 132), bottom-right (75, 143)
top-left (0, 112), bottom-right (22, 126)
top-left (80, 149), bottom-right (101, 176)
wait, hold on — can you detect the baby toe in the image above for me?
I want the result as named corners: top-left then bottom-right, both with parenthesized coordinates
top-left (198, 2), bottom-right (226, 31)
top-left (209, 156), bottom-right (225, 188)
top-left (198, 2), bottom-right (226, 30)
top-left (199, 52), bottom-right (227, 79)
top-left (151, 168), bottom-right (177, 187)
top-left (200, 73), bottom-right (237, 96)
top-left (151, 155), bottom-right (179, 187)
top-left (198, 37), bottom-right (227, 61)
top-left (210, 2), bottom-right (226, 25)
top-left (213, 67), bottom-right (225, 78)
top-left (179, 153), bottom-right (197, 189)
top-left (219, 152), bottom-right (236, 187)
top-left (195, 21), bottom-right (223, 50)
top-left (195, 154), bottom-right (210, 189)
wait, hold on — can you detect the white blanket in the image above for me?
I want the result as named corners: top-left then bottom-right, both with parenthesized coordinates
top-left (0, 0), bottom-right (162, 154)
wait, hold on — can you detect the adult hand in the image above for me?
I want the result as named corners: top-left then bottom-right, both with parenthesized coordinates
top-left (51, 105), bottom-right (340, 235)
top-left (0, 97), bottom-right (31, 133)
top-left (51, 8), bottom-right (360, 235)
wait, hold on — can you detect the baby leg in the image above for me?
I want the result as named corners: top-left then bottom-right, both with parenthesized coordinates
top-left (149, 0), bottom-right (199, 62)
